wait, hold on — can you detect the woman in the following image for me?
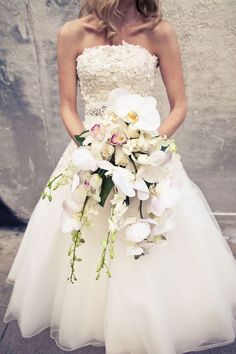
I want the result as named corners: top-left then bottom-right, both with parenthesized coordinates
top-left (4, 1), bottom-right (236, 353)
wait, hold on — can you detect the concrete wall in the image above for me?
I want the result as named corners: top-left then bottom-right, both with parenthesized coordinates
top-left (0, 1), bottom-right (235, 225)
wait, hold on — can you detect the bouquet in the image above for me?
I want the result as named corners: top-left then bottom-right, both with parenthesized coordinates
top-left (42, 88), bottom-right (182, 283)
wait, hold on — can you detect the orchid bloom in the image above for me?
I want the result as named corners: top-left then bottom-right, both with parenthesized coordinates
top-left (98, 160), bottom-right (135, 197)
top-left (114, 146), bottom-right (130, 167)
top-left (133, 150), bottom-right (167, 166)
top-left (101, 143), bottom-right (114, 160)
top-left (136, 165), bottom-right (166, 185)
top-left (109, 92), bottom-right (161, 132)
top-left (98, 160), bottom-right (150, 200)
top-left (147, 176), bottom-right (181, 216)
top-left (109, 132), bottom-right (127, 146)
top-left (131, 150), bottom-right (168, 186)
top-left (71, 173), bottom-right (80, 192)
top-left (61, 199), bottom-right (82, 233)
top-left (150, 210), bottom-right (176, 237)
top-left (82, 123), bottom-right (115, 160)
top-left (87, 173), bottom-right (103, 202)
top-left (132, 176), bottom-right (149, 200)
top-left (82, 123), bottom-right (106, 146)
top-left (123, 217), bottom-right (158, 243)
top-left (71, 171), bottom-right (102, 202)
top-left (106, 88), bottom-right (131, 105)
top-left (72, 147), bottom-right (98, 171)
top-left (126, 246), bottom-right (144, 257)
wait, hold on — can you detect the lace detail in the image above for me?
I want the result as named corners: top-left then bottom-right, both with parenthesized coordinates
top-left (76, 40), bottom-right (159, 128)
top-left (85, 104), bottom-right (107, 117)
top-left (54, 41), bottom-right (159, 167)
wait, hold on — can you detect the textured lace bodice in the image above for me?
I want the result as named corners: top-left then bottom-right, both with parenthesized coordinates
top-left (56, 40), bottom-right (159, 169)
top-left (76, 40), bottom-right (159, 128)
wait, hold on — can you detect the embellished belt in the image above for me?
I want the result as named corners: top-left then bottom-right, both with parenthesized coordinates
top-left (84, 104), bottom-right (108, 117)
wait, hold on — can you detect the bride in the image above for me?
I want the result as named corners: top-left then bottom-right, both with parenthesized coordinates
top-left (4, 1), bottom-right (236, 353)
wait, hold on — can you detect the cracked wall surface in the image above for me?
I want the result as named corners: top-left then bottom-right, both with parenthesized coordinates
top-left (0, 0), bottom-right (235, 220)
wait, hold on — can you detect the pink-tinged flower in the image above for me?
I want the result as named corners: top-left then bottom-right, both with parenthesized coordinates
top-left (85, 123), bottom-right (105, 143)
top-left (109, 133), bottom-right (127, 146)
top-left (90, 124), bottom-right (101, 135)
top-left (83, 179), bottom-right (90, 188)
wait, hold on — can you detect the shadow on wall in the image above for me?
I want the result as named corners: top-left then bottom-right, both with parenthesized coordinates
top-left (0, 58), bottom-right (52, 221)
top-left (0, 198), bottom-right (27, 229)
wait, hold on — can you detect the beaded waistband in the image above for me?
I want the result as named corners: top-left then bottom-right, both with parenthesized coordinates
top-left (84, 104), bottom-right (108, 117)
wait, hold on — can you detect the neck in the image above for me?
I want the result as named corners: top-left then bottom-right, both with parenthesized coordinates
top-left (117, 0), bottom-right (140, 25)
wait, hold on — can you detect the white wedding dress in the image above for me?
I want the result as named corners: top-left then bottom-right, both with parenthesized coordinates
top-left (3, 40), bottom-right (236, 354)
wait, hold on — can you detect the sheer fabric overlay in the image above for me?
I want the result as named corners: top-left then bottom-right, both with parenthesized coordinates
top-left (4, 41), bottom-right (236, 354)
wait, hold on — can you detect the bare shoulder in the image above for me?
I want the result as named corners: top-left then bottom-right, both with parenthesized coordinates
top-left (57, 15), bottom-right (98, 52)
top-left (149, 19), bottom-right (179, 56)
top-left (152, 19), bottom-right (178, 42)
top-left (57, 18), bottom-right (85, 41)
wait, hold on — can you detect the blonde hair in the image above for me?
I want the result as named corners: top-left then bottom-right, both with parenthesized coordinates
top-left (79, 0), bottom-right (163, 39)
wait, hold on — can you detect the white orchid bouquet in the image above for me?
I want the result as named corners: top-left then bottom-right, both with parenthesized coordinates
top-left (42, 88), bottom-right (182, 283)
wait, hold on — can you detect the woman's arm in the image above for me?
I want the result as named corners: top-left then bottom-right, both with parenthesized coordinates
top-left (152, 20), bottom-right (188, 137)
top-left (57, 21), bottom-right (85, 143)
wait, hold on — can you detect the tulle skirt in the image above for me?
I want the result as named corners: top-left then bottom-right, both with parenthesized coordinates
top-left (3, 140), bottom-right (236, 354)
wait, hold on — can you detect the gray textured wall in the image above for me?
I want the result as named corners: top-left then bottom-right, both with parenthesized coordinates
top-left (0, 0), bottom-right (235, 224)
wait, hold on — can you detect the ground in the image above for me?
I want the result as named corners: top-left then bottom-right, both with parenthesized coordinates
top-left (0, 229), bottom-right (236, 354)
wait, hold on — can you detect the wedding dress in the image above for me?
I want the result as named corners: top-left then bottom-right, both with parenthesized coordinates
top-left (3, 40), bottom-right (236, 354)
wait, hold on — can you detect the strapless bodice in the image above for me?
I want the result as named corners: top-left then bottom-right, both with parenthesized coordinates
top-left (76, 40), bottom-right (159, 128)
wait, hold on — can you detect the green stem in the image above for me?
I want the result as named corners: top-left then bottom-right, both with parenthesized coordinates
top-left (42, 173), bottom-right (63, 201)
top-left (47, 173), bottom-right (63, 188)
top-left (129, 156), bottom-right (137, 173)
top-left (67, 230), bottom-right (82, 283)
top-left (96, 205), bottom-right (116, 279)
top-left (81, 196), bottom-right (89, 215)
top-left (139, 200), bottom-right (144, 219)
top-left (67, 196), bottom-right (89, 283)
top-left (96, 230), bottom-right (112, 280)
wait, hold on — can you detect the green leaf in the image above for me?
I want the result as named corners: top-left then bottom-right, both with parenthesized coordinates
top-left (74, 130), bottom-right (89, 146)
top-left (75, 130), bottom-right (89, 138)
top-left (75, 136), bottom-right (85, 145)
top-left (95, 167), bottom-right (106, 177)
top-left (99, 176), bottom-right (114, 207)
